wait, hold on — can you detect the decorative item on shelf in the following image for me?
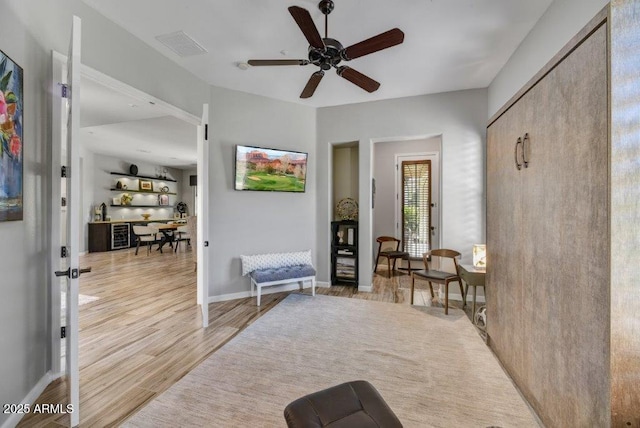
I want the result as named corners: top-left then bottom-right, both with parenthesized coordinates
top-left (160, 185), bottom-right (169, 193)
top-left (336, 198), bottom-right (358, 220)
top-left (129, 164), bottom-right (138, 176)
top-left (472, 244), bottom-right (487, 270)
top-left (116, 180), bottom-right (123, 189)
top-left (173, 213), bottom-right (181, 220)
top-left (93, 206), bottom-right (101, 222)
top-left (158, 194), bottom-right (169, 206)
top-left (120, 193), bottom-right (133, 205)
top-left (141, 213), bottom-right (151, 220)
top-left (176, 202), bottom-right (187, 215)
top-left (100, 202), bottom-right (107, 222)
top-left (122, 184), bottom-right (127, 189)
top-left (337, 230), bottom-right (344, 244)
top-left (139, 179), bottom-right (153, 191)
top-left (112, 197), bottom-right (121, 205)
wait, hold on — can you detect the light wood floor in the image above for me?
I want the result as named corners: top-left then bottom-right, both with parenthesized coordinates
top-left (18, 248), bottom-right (476, 427)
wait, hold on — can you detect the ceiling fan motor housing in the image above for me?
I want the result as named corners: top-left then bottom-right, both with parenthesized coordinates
top-left (309, 38), bottom-right (343, 70)
top-left (318, 0), bottom-right (334, 15)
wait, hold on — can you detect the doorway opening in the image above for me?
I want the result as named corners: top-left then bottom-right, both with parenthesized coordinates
top-left (372, 136), bottom-right (441, 272)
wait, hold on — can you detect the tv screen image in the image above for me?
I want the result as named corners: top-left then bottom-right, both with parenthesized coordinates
top-left (235, 145), bottom-right (308, 192)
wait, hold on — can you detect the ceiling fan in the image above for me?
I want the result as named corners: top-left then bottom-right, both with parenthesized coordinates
top-left (247, 0), bottom-right (405, 99)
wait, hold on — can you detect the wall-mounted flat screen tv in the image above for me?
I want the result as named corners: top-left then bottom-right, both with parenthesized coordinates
top-left (235, 145), bottom-right (308, 192)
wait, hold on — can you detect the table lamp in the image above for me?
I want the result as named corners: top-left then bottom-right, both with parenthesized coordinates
top-left (473, 244), bottom-right (487, 270)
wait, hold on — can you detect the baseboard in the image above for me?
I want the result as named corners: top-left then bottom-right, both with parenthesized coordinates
top-left (1, 371), bottom-right (55, 428)
top-left (316, 281), bottom-right (331, 288)
top-left (358, 284), bottom-right (373, 292)
top-left (208, 282), bottom-right (315, 304)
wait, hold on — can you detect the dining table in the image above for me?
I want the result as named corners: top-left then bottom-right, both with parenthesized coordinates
top-left (155, 223), bottom-right (180, 252)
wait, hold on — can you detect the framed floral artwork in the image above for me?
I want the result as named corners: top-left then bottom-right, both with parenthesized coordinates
top-left (0, 49), bottom-right (24, 222)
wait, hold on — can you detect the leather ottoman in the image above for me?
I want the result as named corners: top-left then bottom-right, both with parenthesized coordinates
top-left (283, 380), bottom-right (402, 428)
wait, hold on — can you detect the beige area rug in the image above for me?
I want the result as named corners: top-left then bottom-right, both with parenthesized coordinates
top-left (123, 294), bottom-right (538, 428)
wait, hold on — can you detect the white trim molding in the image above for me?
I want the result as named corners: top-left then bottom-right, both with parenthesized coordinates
top-left (2, 372), bottom-right (56, 428)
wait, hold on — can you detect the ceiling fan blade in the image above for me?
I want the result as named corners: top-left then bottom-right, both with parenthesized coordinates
top-left (342, 28), bottom-right (405, 60)
top-left (300, 71), bottom-right (324, 99)
top-left (337, 66), bottom-right (380, 93)
top-left (288, 6), bottom-right (325, 49)
top-left (247, 59), bottom-right (309, 66)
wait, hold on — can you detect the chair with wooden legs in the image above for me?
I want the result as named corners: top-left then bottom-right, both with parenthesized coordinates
top-left (374, 236), bottom-right (411, 278)
top-left (173, 225), bottom-right (191, 252)
top-left (186, 216), bottom-right (197, 271)
top-left (132, 225), bottom-right (156, 255)
top-left (410, 249), bottom-right (464, 314)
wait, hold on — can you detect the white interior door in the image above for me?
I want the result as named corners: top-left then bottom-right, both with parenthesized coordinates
top-left (197, 104), bottom-right (209, 328)
top-left (52, 16), bottom-right (86, 427)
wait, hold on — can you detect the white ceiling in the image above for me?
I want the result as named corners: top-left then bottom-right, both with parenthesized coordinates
top-left (78, 0), bottom-right (554, 167)
top-left (80, 0), bottom-right (554, 108)
top-left (80, 76), bottom-right (197, 168)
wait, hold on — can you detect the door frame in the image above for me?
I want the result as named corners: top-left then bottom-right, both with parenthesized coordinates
top-left (49, 52), bottom-right (204, 375)
top-left (394, 151), bottom-right (441, 255)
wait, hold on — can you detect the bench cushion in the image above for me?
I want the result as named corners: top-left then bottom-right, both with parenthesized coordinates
top-left (250, 264), bottom-right (316, 284)
top-left (241, 250), bottom-right (313, 276)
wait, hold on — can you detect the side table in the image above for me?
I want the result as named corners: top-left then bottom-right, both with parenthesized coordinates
top-left (459, 264), bottom-right (486, 323)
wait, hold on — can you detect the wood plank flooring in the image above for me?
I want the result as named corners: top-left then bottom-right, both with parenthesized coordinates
top-left (18, 249), bottom-right (475, 427)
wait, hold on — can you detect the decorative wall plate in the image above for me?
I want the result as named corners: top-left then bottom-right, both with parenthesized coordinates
top-left (129, 164), bottom-right (138, 176)
top-left (160, 185), bottom-right (169, 193)
top-left (176, 202), bottom-right (187, 214)
top-left (336, 198), bottom-right (358, 220)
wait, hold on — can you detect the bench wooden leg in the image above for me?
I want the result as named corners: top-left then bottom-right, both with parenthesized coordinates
top-left (256, 284), bottom-right (262, 306)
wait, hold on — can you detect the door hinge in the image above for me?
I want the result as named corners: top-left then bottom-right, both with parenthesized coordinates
top-left (61, 84), bottom-right (70, 99)
top-left (61, 246), bottom-right (68, 258)
top-left (61, 166), bottom-right (67, 178)
top-left (204, 124), bottom-right (208, 140)
top-left (61, 197), bottom-right (67, 207)
top-left (61, 326), bottom-right (66, 339)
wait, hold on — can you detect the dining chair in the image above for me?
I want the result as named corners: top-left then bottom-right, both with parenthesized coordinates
top-left (410, 249), bottom-right (464, 314)
top-left (373, 236), bottom-right (411, 278)
top-left (132, 225), bottom-right (156, 255)
top-left (187, 216), bottom-right (197, 271)
top-left (173, 225), bottom-right (191, 253)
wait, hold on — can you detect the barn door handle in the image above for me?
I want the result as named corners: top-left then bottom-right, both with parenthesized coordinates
top-left (514, 137), bottom-right (523, 170)
top-left (522, 133), bottom-right (530, 168)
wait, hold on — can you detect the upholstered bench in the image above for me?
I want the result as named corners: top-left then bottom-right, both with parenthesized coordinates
top-left (284, 380), bottom-right (402, 428)
top-left (241, 250), bottom-right (316, 306)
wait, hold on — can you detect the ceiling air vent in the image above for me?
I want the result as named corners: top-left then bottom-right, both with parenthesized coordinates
top-left (155, 31), bottom-right (208, 57)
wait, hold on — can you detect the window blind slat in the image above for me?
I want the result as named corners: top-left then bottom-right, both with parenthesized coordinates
top-left (401, 160), bottom-right (431, 257)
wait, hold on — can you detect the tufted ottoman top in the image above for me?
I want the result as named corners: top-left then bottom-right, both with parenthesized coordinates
top-left (250, 264), bottom-right (316, 283)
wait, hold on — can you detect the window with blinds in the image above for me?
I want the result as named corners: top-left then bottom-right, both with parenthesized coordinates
top-left (401, 160), bottom-right (431, 258)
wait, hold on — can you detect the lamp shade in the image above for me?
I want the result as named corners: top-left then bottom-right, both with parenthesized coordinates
top-left (189, 175), bottom-right (197, 186)
top-left (473, 244), bottom-right (487, 269)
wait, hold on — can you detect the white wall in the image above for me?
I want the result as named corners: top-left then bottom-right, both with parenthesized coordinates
top-left (488, 0), bottom-right (609, 116)
top-left (317, 89), bottom-right (487, 288)
top-left (332, 145), bottom-right (359, 219)
top-left (208, 86), bottom-right (316, 296)
top-left (0, 5), bottom-right (51, 424)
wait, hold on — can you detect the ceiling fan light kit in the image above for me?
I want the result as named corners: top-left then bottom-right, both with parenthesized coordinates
top-left (247, 0), bottom-right (404, 99)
